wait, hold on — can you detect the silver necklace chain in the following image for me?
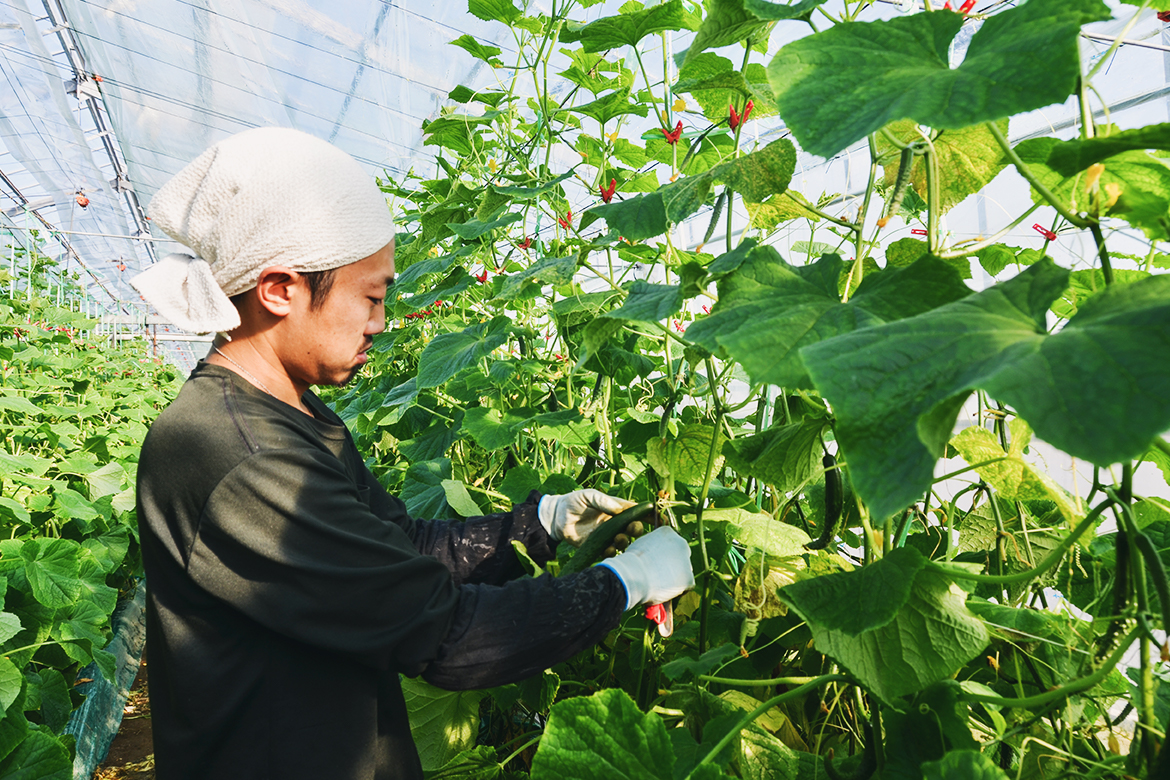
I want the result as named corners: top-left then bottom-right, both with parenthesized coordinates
top-left (212, 346), bottom-right (274, 396)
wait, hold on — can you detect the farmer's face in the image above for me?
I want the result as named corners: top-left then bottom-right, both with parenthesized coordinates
top-left (287, 241), bottom-right (395, 387)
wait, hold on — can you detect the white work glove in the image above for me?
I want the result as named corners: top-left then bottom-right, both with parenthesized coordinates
top-left (598, 527), bottom-right (695, 610)
top-left (538, 489), bottom-right (636, 547)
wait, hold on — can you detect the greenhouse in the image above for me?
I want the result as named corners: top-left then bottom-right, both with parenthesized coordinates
top-left (2, 0), bottom-right (1170, 777)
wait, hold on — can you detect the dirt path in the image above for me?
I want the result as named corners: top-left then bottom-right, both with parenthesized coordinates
top-left (93, 650), bottom-right (154, 780)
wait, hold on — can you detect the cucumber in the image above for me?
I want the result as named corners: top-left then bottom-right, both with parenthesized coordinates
top-left (561, 501), bottom-right (655, 576)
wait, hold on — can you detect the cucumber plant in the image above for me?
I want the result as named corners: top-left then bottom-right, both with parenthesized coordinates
top-left (324, 0), bottom-right (1170, 777)
top-left (0, 244), bottom-right (182, 777)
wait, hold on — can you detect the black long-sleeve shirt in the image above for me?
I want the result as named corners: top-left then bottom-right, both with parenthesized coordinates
top-left (136, 363), bottom-right (625, 780)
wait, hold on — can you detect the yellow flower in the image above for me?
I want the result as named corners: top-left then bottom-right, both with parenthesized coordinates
top-left (672, 97), bottom-right (686, 112)
top-left (488, 159), bottom-right (497, 172)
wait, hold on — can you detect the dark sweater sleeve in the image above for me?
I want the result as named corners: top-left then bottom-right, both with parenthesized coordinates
top-left (360, 466), bottom-right (557, 587)
top-left (423, 566), bottom-right (627, 690)
top-left (190, 448), bottom-right (625, 683)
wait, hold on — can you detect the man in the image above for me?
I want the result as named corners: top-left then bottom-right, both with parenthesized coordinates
top-left (132, 128), bottom-right (694, 780)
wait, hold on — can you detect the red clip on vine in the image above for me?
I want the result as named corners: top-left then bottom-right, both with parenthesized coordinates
top-left (911, 228), bottom-right (928, 236)
top-left (475, 268), bottom-right (489, 283)
top-left (1033, 224), bottom-right (1058, 241)
top-left (517, 236), bottom-right (532, 250)
top-left (599, 178), bottom-right (617, 203)
top-left (557, 209), bottom-right (573, 229)
top-left (662, 121), bottom-right (683, 145)
top-left (959, 0), bottom-right (977, 12)
top-left (729, 100), bottom-right (755, 132)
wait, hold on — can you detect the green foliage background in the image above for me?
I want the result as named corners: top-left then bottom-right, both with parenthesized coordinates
top-left (328, 0), bottom-right (1170, 777)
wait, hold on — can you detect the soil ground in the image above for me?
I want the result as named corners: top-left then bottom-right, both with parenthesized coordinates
top-left (93, 649), bottom-right (155, 780)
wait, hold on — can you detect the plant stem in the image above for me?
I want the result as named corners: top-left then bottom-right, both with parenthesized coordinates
top-left (986, 121), bottom-right (1089, 229)
top-left (697, 356), bottom-right (726, 654)
top-left (1089, 223), bottom-right (1114, 286)
top-left (782, 191), bottom-right (856, 230)
top-left (963, 625), bottom-right (1139, 710)
top-left (937, 203), bottom-right (1041, 260)
top-left (687, 674), bottom-right (853, 777)
top-left (928, 496), bottom-right (1115, 585)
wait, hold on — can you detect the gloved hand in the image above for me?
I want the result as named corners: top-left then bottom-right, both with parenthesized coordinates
top-left (598, 527), bottom-right (695, 610)
top-left (538, 489), bottom-right (636, 547)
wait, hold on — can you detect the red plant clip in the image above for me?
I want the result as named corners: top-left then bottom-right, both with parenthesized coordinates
top-left (701, 304), bottom-right (710, 314)
top-left (1032, 224), bottom-right (1057, 241)
top-left (475, 268), bottom-right (489, 283)
top-left (557, 209), bottom-right (573, 229)
top-left (1160, 9), bottom-right (1170, 21)
top-left (517, 236), bottom-right (532, 250)
top-left (729, 105), bottom-right (741, 132)
top-left (743, 99), bottom-right (754, 124)
top-left (942, 0), bottom-right (953, 8)
top-left (662, 121), bottom-right (683, 145)
top-left (600, 178), bottom-right (617, 204)
top-left (959, 0), bottom-right (976, 12)
top-left (645, 603), bottom-right (667, 625)
top-left (911, 228), bottom-right (928, 236)
top-left (673, 319), bottom-right (685, 333)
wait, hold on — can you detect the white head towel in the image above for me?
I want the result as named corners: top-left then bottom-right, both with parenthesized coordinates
top-left (131, 127), bottom-right (394, 333)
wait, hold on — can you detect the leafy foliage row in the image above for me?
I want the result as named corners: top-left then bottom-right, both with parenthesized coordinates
top-left (342, 0), bottom-right (1170, 776)
top-left (0, 248), bottom-right (182, 777)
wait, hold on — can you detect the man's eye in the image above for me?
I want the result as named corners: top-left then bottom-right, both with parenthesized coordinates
top-left (370, 298), bottom-right (384, 305)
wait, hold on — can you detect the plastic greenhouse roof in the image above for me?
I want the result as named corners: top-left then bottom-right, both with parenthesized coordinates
top-left (0, 0), bottom-right (1167, 368)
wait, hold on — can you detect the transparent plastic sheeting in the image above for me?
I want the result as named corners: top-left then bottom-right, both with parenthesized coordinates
top-left (0, 0), bottom-right (1167, 364)
top-left (0, 0), bottom-right (153, 306)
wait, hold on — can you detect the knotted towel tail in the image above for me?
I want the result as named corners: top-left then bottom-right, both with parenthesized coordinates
top-left (130, 253), bottom-right (241, 334)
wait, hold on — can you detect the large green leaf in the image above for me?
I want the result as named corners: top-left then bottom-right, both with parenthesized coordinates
top-left (401, 459), bottom-right (453, 519)
top-left (921, 750), bottom-right (1010, 780)
top-left (493, 255), bottom-right (580, 302)
top-left (0, 658), bottom-right (20, 712)
top-left (721, 418), bottom-right (828, 493)
top-left (492, 171), bottom-right (575, 199)
top-left (446, 210), bottom-right (522, 240)
top-left (0, 614), bottom-right (20, 646)
top-left (1016, 139), bottom-right (1170, 240)
top-left (21, 538), bottom-right (81, 609)
top-left (588, 138), bottom-right (795, 239)
top-left (441, 480), bottom-right (485, 518)
top-left (686, 248), bottom-right (971, 388)
top-left (567, 89), bottom-right (650, 126)
top-left (416, 317), bottom-right (510, 389)
top-left (1044, 122), bottom-right (1170, 177)
top-left (468, 0), bottom-right (521, 25)
top-left (560, 0), bottom-right (691, 53)
top-left (767, 0), bottom-right (1110, 158)
top-left (603, 282), bottom-right (684, 323)
top-left (587, 193), bottom-right (668, 242)
top-left (802, 261), bottom-right (1170, 520)
top-left (84, 461), bottom-right (126, 499)
top-left (716, 138), bottom-right (797, 203)
top-left (949, 419), bottom-right (1077, 521)
top-left (401, 677), bottom-right (486, 771)
top-left (0, 729), bottom-right (70, 780)
top-left (448, 34), bottom-right (503, 66)
top-left (877, 120), bottom-right (1008, 214)
top-left (684, 0), bottom-right (772, 66)
top-left (647, 424), bottom-right (724, 486)
top-left (461, 406), bottom-right (530, 450)
top-left (744, 0), bottom-right (831, 20)
top-left (781, 547), bottom-right (990, 702)
top-left (530, 688), bottom-right (674, 780)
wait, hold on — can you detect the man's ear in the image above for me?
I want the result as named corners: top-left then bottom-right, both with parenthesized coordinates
top-left (253, 266), bottom-right (303, 318)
